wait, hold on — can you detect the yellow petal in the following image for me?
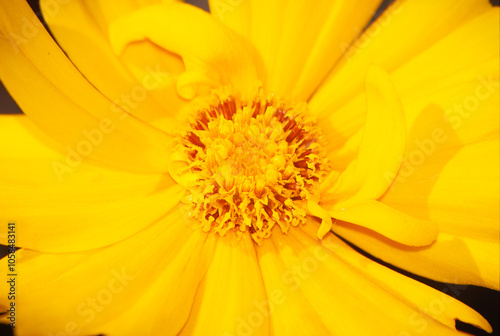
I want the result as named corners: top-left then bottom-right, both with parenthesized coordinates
top-left (77, 0), bottom-right (169, 35)
top-left (268, 1), bottom-right (379, 100)
top-left (109, 2), bottom-right (260, 99)
top-left (40, 0), bottom-right (186, 134)
top-left (0, 208), bottom-right (213, 336)
top-left (393, 8), bottom-right (499, 147)
top-left (290, 0), bottom-right (381, 100)
top-left (209, 0), bottom-right (251, 38)
top-left (383, 140), bottom-right (499, 241)
top-left (0, 0), bottom-right (174, 173)
top-left (248, 0), bottom-right (284, 91)
top-left (300, 221), bottom-right (493, 334)
top-left (334, 221), bottom-right (500, 291)
top-left (318, 7), bottom-right (499, 149)
top-left (321, 8), bottom-right (500, 290)
top-left (179, 233), bottom-right (269, 336)
top-left (0, 114), bottom-right (182, 253)
top-left (256, 234), bottom-right (331, 335)
top-left (306, 200), bottom-right (332, 239)
top-left (235, 0), bottom-right (380, 100)
top-left (310, 0), bottom-right (491, 116)
top-left (324, 65), bottom-right (406, 208)
top-left (339, 140), bottom-right (500, 289)
top-left (118, 40), bottom-right (188, 118)
top-left (99, 231), bottom-right (217, 336)
top-left (259, 220), bottom-right (490, 335)
top-left (330, 200), bottom-right (438, 247)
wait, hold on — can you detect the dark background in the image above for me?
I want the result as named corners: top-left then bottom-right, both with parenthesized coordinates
top-left (0, 0), bottom-right (498, 335)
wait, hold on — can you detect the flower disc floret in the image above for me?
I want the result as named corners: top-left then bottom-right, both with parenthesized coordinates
top-left (175, 90), bottom-right (330, 244)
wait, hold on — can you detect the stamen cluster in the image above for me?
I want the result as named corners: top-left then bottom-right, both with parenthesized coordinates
top-left (176, 91), bottom-right (329, 243)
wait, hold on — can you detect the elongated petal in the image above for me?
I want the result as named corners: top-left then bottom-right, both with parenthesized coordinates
top-left (383, 140), bottom-right (499, 241)
top-left (256, 234), bottom-right (331, 335)
top-left (78, 0), bottom-right (178, 35)
top-left (109, 3), bottom-right (260, 99)
top-left (216, 0), bottom-right (380, 100)
top-left (310, 0), bottom-right (491, 117)
top-left (338, 140), bottom-right (500, 289)
top-left (325, 65), bottom-right (406, 209)
top-left (99, 231), bottom-right (217, 336)
top-left (290, 0), bottom-right (381, 100)
top-left (208, 0), bottom-right (252, 38)
top-left (0, 208), bottom-right (214, 336)
top-left (0, 0), bottom-right (174, 173)
top-left (262, 0), bottom-right (381, 100)
top-left (303, 221), bottom-right (492, 333)
top-left (256, 220), bottom-right (491, 335)
top-left (179, 233), bottom-right (269, 336)
top-left (318, 7), bottom-right (499, 149)
top-left (327, 140), bottom-right (499, 287)
top-left (335, 221), bottom-right (500, 291)
top-left (329, 200), bottom-right (438, 247)
top-left (40, 0), bottom-right (186, 133)
top-left (0, 115), bottom-right (182, 253)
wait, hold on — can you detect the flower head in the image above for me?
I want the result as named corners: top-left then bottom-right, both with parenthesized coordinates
top-left (0, 0), bottom-right (498, 335)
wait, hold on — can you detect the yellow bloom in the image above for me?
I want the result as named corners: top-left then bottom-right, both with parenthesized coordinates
top-left (0, 0), bottom-right (498, 335)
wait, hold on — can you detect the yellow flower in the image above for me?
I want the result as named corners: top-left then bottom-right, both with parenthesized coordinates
top-left (0, 0), bottom-right (498, 335)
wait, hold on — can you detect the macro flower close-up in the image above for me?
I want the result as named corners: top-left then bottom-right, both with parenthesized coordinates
top-left (0, 0), bottom-right (499, 335)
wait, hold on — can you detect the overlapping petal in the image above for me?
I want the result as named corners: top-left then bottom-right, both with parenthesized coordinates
top-left (310, 0), bottom-right (492, 118)
top-left (254, 219), bottom-right (492, 335)
top-left (317, 6), bottom-right (499, 149)
top-left (210, 0), bottom-right (381, 101)
top-left (179, 233), bottom-right (269, 336)
top-left (335, 140), bottom-right (500, 290)
top-left (318, 65), bottom-right (439, 247)
top-left (0, 115), bottom-right (182, 253)
top-left (40, 0), bottom-right (187, 134)
top-left (0, 0), bottom-right (175, 173)
top-left (109, 2), bottom-right (262, 100)
top-left (0, 208), bottom-right (214, 336)
top-left (0, 0), bottom-right (497, 335)
top-left (313, 4), bottom-right (499, 289)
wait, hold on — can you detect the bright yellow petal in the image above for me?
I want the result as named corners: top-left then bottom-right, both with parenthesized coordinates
top-left (99, 231), bottom-right (217, 336)
top-left (77, 0), bottom-right (169, 35)
top-left (40, 0), bottom-right (186, 133)
top-left (248, 0), bottom-right (284, 91)
top-left (393, 8), bottom-right (499, 147)
top-left (209, 0), bottom-right (251, 38)
top-left (310, 0), bottom-right (491, 116)
top-left (301, 221), bottom-right (493, 334)
top-left (0, 0), bottom-right (174, 173)
top-left (329, 200), bottom-right (438, 247)
top-left (179, 233), bottom-right (269, 336)
top-left (258, 220), bottom-right (491, 335)
top-left (334, 221), bottom-right (500, 291)
top-left (0, 208), bottom-right (213, 336)
top-left (0, 114), bottom-right (182, 253)
top-left (109, 2), bottom-right (260, 100)
top-left (319, 66), bottom-right (432, 246)
top-left (323, 65), bottom-right (406, 208)
top-left (383, 140), bottom-right (499, 242)
top-left (317, 6), bottom-right (500, 292)
top-left (317, 7), bottom-right (499, 148)
top-left (238, 0), bottom-right (380, 101)
top-left (290, 0), bottom-right (381, 100)
top-left (256, 235), bottom-right (330, 335)
top-left (336, 140), bottom-right (500, 289)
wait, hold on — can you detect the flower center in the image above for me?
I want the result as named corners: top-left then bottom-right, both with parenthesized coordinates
top-left (172, 89), bottom-right (330, 244)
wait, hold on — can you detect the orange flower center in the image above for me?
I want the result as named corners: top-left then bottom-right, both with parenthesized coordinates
top-left (172, 89), bottom-right (330, 244)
